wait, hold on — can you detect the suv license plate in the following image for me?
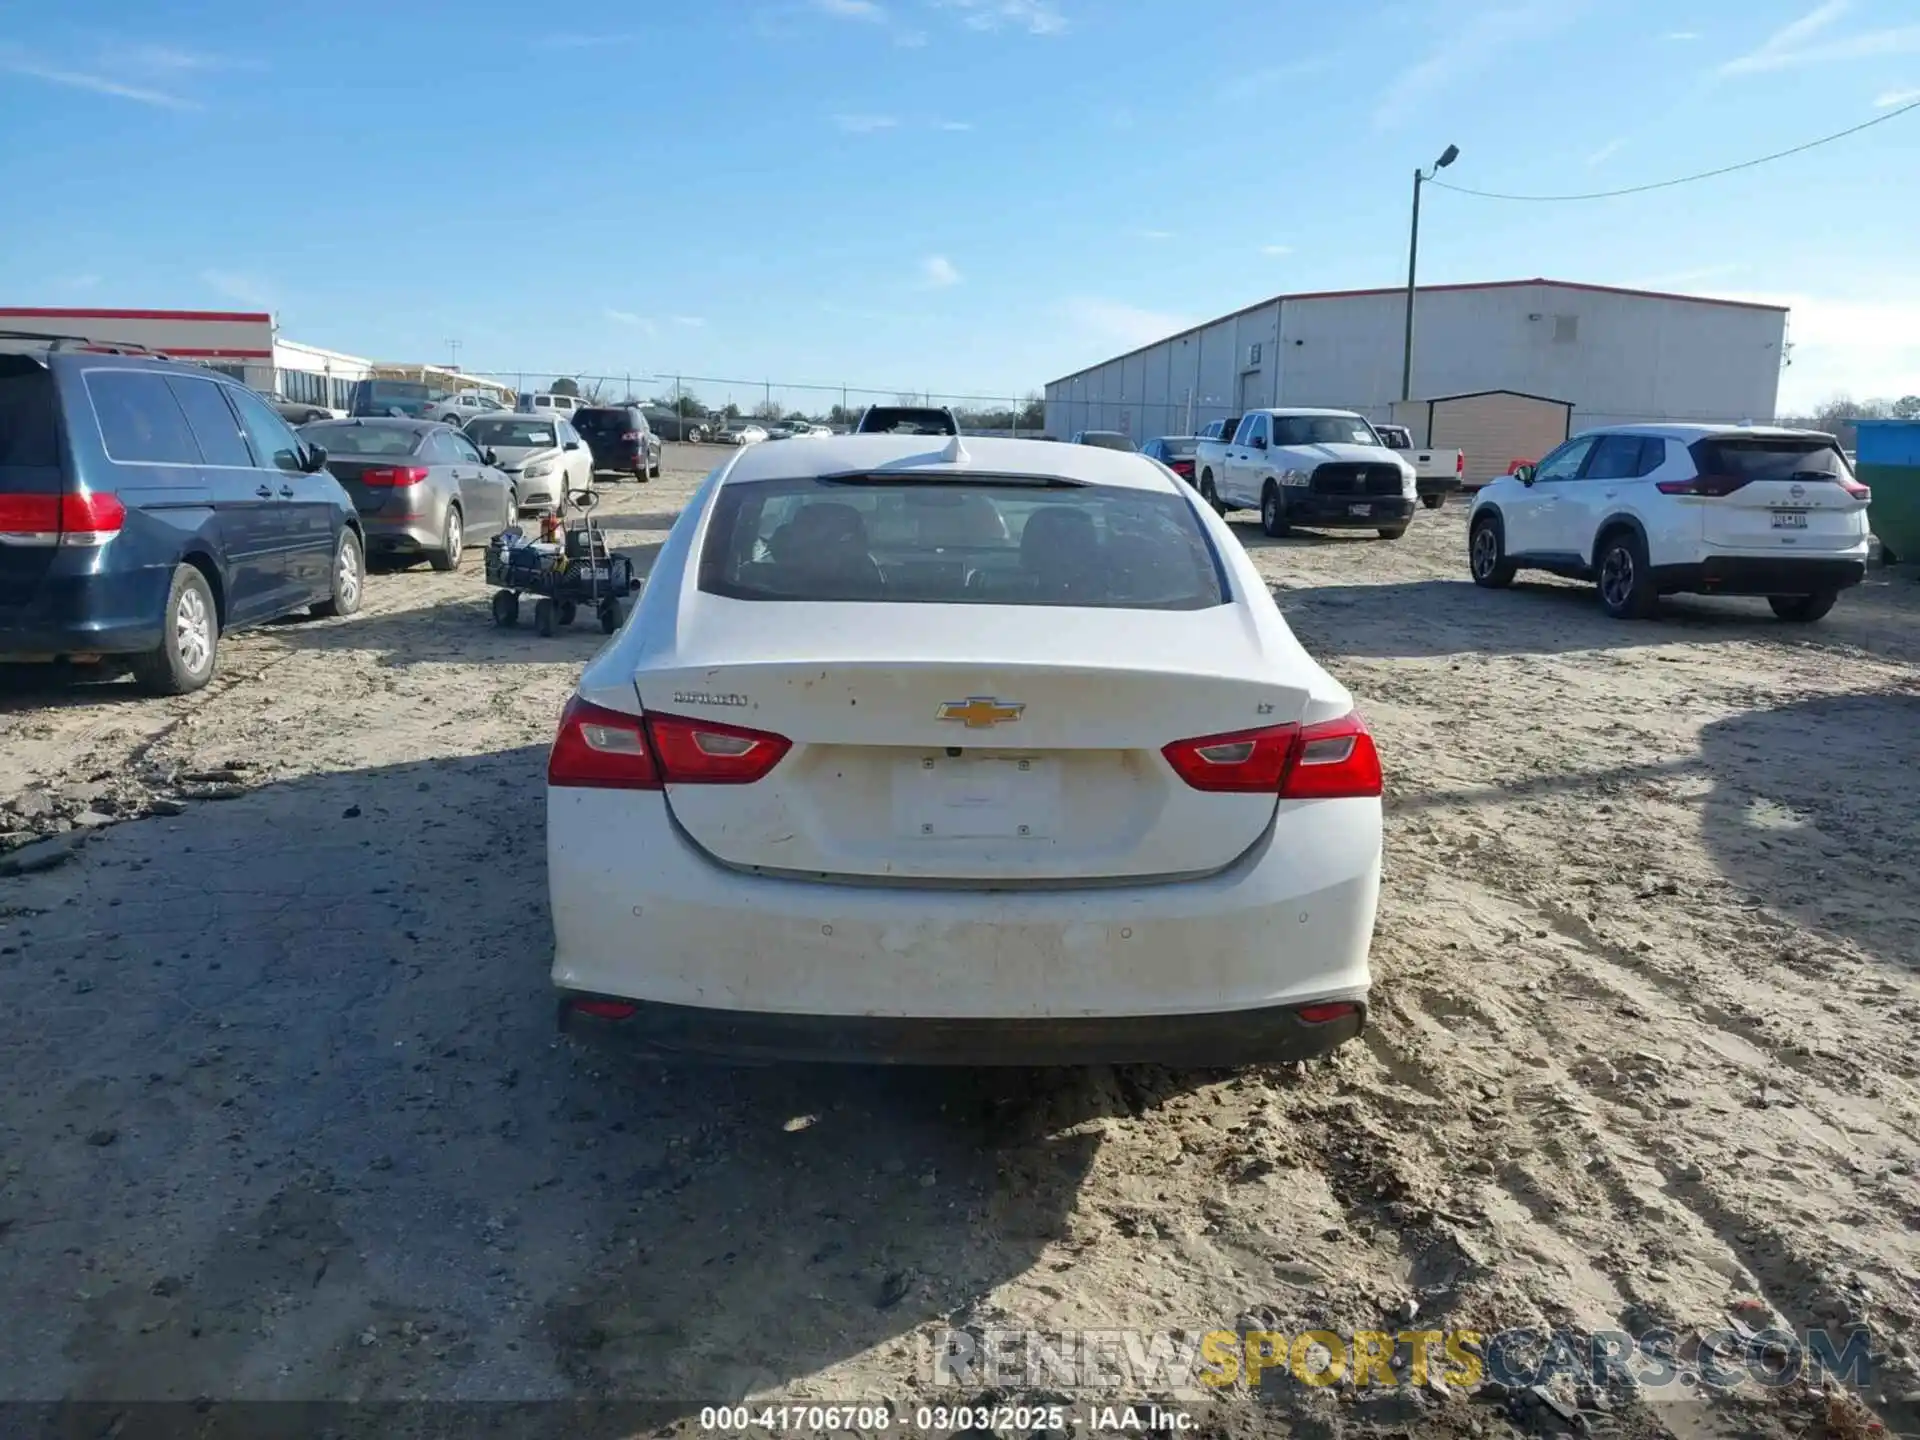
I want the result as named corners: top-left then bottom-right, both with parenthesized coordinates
top-left (1771, 510), bottom-right (1808, 529)
top-left (1348, 503), bottom-right (1371, 517)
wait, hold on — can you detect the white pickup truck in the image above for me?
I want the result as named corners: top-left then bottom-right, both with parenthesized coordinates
top-left (1191, 407), bottom-right (1419, 540)
top-left (1374, 424), bottom-right (1465, 510)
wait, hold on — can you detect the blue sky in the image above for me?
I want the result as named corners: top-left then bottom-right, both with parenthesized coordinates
top-left (2, 0), bottom-right (1917, 412)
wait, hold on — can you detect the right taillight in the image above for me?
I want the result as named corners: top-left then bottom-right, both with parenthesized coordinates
top-left (362, 466), bottom-right (431, 487)
top-left (546, 699), bottom-right (792, 789)
top-left (1657, 473), bottom-right (1751, 497)
top-left (1161, 712), bottom-right (1382, 800)
top-left (1840, 474), bottom-right (1871, 500)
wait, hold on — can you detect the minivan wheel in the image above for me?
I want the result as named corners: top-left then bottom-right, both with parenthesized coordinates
top-left (312, 530), bottom-right (364, 618)
top-left (429, 506), bottom-right (463, 572)
top-left (132, 565), bottom-right (219, 696)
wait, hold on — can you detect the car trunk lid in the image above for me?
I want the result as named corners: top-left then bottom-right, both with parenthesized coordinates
top-left (634, 605), bottom-right (1311, 882)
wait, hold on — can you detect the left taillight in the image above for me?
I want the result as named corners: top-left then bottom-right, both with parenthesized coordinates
top-left (1161, 712), bottom-right (1382, 799)
top-left (0, 491), bottom-right (125, 548)
top-left (547, 699), bottom-right (791, 789)
top-left (548, 696), bottom-right (662, 790)
top-left (361, 466), bottom-right (431, 487)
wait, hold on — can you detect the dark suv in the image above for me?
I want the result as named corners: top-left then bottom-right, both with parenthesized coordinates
top-left (0, 342), bottom-right (365, 695)
top-left (572, 405), bottom-right (661, 482)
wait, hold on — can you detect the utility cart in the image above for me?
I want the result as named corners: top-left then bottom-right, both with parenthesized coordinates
top-left (485, 489), bottom-right (640, 637)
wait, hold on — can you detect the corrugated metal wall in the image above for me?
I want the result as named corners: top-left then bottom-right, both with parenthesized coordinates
top-left (1044, 283), bottom-right (1787, 440)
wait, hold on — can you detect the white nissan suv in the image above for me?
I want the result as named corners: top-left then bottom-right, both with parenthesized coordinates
top-left (1467, 424), bottom-right (1871, 621)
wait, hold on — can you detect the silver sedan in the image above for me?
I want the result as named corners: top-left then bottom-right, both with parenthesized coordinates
top-left (300, 418), bottom-right (516, 572)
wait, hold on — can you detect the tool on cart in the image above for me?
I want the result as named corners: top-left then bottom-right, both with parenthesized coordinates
top-left (485, 489), bottom-right (640, 637)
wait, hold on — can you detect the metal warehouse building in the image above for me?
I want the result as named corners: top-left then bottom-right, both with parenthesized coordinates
top-left (1044, 278), bottom-right (1789, 484)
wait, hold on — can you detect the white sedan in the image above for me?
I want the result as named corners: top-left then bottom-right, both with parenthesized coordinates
top-left (546, 434), bottom-right (1382, 1066)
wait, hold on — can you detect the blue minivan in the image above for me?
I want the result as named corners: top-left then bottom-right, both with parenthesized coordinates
top-left (0, 342), bottom-right (365, 695)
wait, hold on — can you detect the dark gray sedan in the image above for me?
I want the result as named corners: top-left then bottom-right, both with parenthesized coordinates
top-left (299, 418), bottom-right (515, 572)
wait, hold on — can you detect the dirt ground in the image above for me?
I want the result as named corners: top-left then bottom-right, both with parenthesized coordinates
top-left (3, 443), bottom-right (1918, 1437)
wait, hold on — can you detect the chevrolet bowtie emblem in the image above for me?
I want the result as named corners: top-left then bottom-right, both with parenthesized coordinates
top-left (938, 696), bottom-right (1025, 728)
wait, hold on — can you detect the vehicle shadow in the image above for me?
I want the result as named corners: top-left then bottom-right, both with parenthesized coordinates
top-left (0, 744), bottom-right (1195, 1408)
top-left (1274, 576), bottom-right (1920, 661)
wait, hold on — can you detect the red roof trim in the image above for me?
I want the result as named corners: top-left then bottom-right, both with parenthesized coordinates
top-left (168, 347), bottom-right (274, 358)
top-left (0, 306), bottom-right (273, 323)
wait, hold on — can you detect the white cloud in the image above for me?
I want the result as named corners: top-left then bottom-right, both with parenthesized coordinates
top-left (672, 315), bottom-right (706, 327)
top-left (921, 255), bottom-right (962, 288)
top-left (1261, 244), bottom-right (1294, 257)
top-left (1722, 287), bottom-right (1920, 410)
top-left (200, 270), bottom-right (276, 309)
top-left (1720, 0), bottom-right (1920, 75)
top-left (0, 47), bottom-right (200, 109)
top-left (1375, 0), bottom-right (1575, 130)
top-left (1134, 228), bottom-right (1176, 240)
top-left (1877, 86), bottom-right (1920, 107)
top-left (938, 119), bottom-right (974, 131)
top-left (833, 112), bottom-right (898, 132)
top-left (1664, 29), bottom-right (1702, 40)
top-left (1058, 297), bottom-right (1191, 350)
top-left (936, 0), bottom-right (1068, 36)
top-left (61, 273), bottom-right (102, 291)
top-left (538, 31), bottom-right (640, 48)
top-left (812, 0), bottom-right (887, 20)
top-left (604, 309), bottom-right (659, 335)
top-left (1586, 137), bottom-right (1626, 166)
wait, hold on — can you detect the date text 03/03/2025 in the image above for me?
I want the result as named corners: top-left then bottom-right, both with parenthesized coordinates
top-left (698, 1404), bottom-right (1197, 1432)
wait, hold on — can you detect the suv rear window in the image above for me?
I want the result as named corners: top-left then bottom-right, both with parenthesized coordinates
top-left (699, 477), bottom-right (1227, 609)
top-left (1691, 435), bottom-right (1847, 480)
top-left (857, 407), bottom-right (958, 435)
top-left (85, 369), bottom-right (202, 466)
top-left (0, 361), bottom-right (60, 470)
top-left (573, 408), bottom-right (638, 433)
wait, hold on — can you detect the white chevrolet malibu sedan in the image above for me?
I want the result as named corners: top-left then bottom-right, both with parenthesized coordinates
top-left (546, 433), bottom-right (1382, 1066)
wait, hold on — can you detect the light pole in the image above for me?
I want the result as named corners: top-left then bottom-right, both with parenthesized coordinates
top-left (1400, 143), bottom-right (1460, 404)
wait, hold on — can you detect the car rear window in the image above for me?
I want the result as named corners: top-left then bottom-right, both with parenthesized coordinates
top-left (302, 423), bottom-right (423, 457)
top-left (467, 418), bottom-right (558, 447)
top-left (573, 408), bottom-right (636, 434)
top-left (699, 477), bottom-right (1227, 609)
top-left (859, 407), bottom-right (958, 435)
top-left (1079, 432), bottom-right (1136, 451)
top-left (0, 361), bottom-right (60, 471)
top-left (1692, 436), bottom-right (1848, 480)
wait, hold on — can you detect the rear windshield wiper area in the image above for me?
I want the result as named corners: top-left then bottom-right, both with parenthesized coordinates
top-left (816, 471), bottom-right (1085, 488)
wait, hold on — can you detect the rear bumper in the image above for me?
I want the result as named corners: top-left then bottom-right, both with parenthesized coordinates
top-left (1415, 477), bottom-right (1461, 498)
top-left (558, 992), bottom-right (1367, 1066)
top-left (589, 448), bottom-right (648, 472)
top-left (548, 789), bottom-right (1380, 1065)
top-left (1285, 493), bottom-right (1417, 527)
top-left (360, 516), bottom-right (442, 551)
top-left (1652, 555), bottom-right (1868, 595)
top-left (0, 565), bottom-right (169, 657)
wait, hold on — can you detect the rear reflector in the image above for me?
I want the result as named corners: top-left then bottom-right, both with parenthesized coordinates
top-left (547, 699), bottom-right (791, 789)
top-left (1656, 473), bottom-right (1751, 497)
top-left (1161, 711), bottom-right (1382, 799)
top-left (1295, 1001), bottom-right (1358, 1024)
top-left (572, 998), bottom-right (638, 1021)
top-left (0, 491), bottom-right (126, 547)
top-left (362, 466), bottom-right (431, 487)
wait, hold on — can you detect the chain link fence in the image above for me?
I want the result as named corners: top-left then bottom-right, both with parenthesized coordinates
top-left (454, 368), bottom-right (1046, 436)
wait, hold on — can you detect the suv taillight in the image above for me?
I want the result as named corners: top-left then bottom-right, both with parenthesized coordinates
top-left (1161, 712), bottom-right (1382, 799)
top-left (0, 491), bottom-right (125, 547)
top-left (1656, 474), bottom-right (1751, 497)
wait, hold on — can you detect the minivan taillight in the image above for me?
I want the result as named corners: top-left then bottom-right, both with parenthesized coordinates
top-left (547, 698), bottom-right (792, 789)
top-left (1162, 712), bottom-right (1382, 799)
top-left (1657, 474), bottom-right (1751, 497)
top-left (361, 466), bottom-right (431, 487)
top-left (0, 491), bottom-right (125, 547)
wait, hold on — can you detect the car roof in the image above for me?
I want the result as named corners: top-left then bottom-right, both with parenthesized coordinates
top-left (1246, 407), bottom-right (1366, 419)
top-left (717, 433), bottom-right (1179, 492)
top-left (472, 411), bottom-right (562, 421)
top-left (1576, 422), bottom-right (1837, 442)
